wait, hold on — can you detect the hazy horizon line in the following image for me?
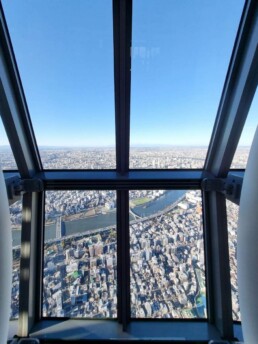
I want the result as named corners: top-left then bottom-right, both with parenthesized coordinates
top-left (0, 144), bottom-right (252, 149)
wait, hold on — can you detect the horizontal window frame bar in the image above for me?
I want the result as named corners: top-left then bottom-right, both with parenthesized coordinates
top-left (33, 170), bottom-right (211, 190)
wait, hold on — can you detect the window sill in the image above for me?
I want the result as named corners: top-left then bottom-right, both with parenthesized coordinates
top-left (29, 320), bottom-right (222, 342)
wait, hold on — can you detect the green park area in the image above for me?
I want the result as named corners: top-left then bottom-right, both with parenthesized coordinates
top-left (130, 197), bottom-right (152, 207)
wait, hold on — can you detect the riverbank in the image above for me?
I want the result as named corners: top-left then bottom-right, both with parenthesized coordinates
top-left (12, 190), bottom-right (187, 247)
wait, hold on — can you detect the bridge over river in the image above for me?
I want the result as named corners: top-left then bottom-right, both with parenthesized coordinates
top-left (12, 190), bottom-right (188, 247)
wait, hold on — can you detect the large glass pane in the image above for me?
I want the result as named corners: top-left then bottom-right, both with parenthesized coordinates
top-left (130, 190), bottom-right (206, 318)
top-left (43, 190), bottom-right (117, 318)
top-left (2, 1), bottom-right (115, 169)
top-left (10, 197), bottom-right (23, 319)
top-left (0, 117), bottom-right (17, 170)
top-left (130, 0), bottom-right (244, 169)
top-left (231, 88), bottom-right (258, 169)
top-left (226, 200), bottom-right (241, 321)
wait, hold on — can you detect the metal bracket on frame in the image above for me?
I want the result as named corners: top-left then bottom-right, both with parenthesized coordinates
top-left (5, 175), bottom-right (43, 204)
top-left (202, 174), bottom-right (243, 205)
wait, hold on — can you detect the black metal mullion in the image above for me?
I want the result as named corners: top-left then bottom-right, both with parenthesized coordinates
top-left (34, 191), bottom-right (45, 321)
top-left (113, 0), bottom-right (133, 330)
top-left (18, 191), bottom-right (41, 336)
top-left (202, 190), bottom-right (214, 324)
top-left (117, 190), bottom-right (130, 329)
top-left (113, 0), bottom-right (132, 174)
top-left (203, 190), bottom-right (233, 339)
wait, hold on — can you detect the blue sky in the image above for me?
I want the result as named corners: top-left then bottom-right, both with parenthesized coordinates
top-left (0, 0), bottom-right (255, 148)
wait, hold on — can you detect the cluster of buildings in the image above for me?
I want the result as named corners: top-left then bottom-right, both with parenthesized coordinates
top-left (9, 200), bottom-right (23, 228)
top-left (0, 147), bottom-right (17, 169)
top-left (43, 230), bottom-right (117, 318)
top-left (10, 248), bottom-right (20, 318)
top-left (1, 146), bottom-right (249, 170)
top-left (130, 147), bottom-right (207, 169)
top-left (42, 190), bottom-right (206, 319)
top-left (230, 147), bottom-right (250, 168)
top-left (45, 190), bottom-right (116, 223)
top-left (40, 148), bottom-right (116, 169)
top-left (130, 191), bottom-right (206, 318)
top-left (226, 200), bottom-right (241, 321)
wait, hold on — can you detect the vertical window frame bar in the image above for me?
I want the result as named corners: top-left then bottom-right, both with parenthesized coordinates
top-left (113, 0), bottom-right (132, 174)
top-left (203, 190), bottom-right (234, 339)
top-left (113, 0), bottom-right (132, 329)
top-left (35, 191), bottom-right (45, 321)
top-left (117, 189), bottom-right (130, 329)
top-left (202, 190), bottom-right (215, 324)
top-left (18, 192), bottom-right (41, 336)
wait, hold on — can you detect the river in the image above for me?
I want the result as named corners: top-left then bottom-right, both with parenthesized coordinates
top-left (12, 190), bottom-right (186, 247)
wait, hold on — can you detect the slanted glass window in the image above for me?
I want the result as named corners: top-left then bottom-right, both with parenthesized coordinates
top-left (43, 190), bottom-right (117, 318)
top-left (2, 1), bottom-right (116, 169)
top-left (231, 88), bottom-right (258, 169)
top-left (130, 0), bottom-right (244, 169)
top-left (0, 117), bottom-right (17, 170)
top-left (226, 200), bottom-right (241, 321)
top-left (129, 190), bottom-right (206, 318)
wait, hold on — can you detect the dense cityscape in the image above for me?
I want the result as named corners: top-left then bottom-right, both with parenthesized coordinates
top-left (0, 145), bottom-right (250, 170)
top-left (41, 189), bottom-right (206, 319)
top-left (0, 146), bottom-right (245, 321)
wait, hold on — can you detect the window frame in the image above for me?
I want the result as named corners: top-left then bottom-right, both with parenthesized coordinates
top-left (1, 0), bottom-right (258, 341)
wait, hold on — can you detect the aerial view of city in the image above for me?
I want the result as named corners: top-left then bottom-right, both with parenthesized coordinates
top-left (0, 0), bottom-right (254, 330)
top-left (1, 146), bottom-right (245, 321)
